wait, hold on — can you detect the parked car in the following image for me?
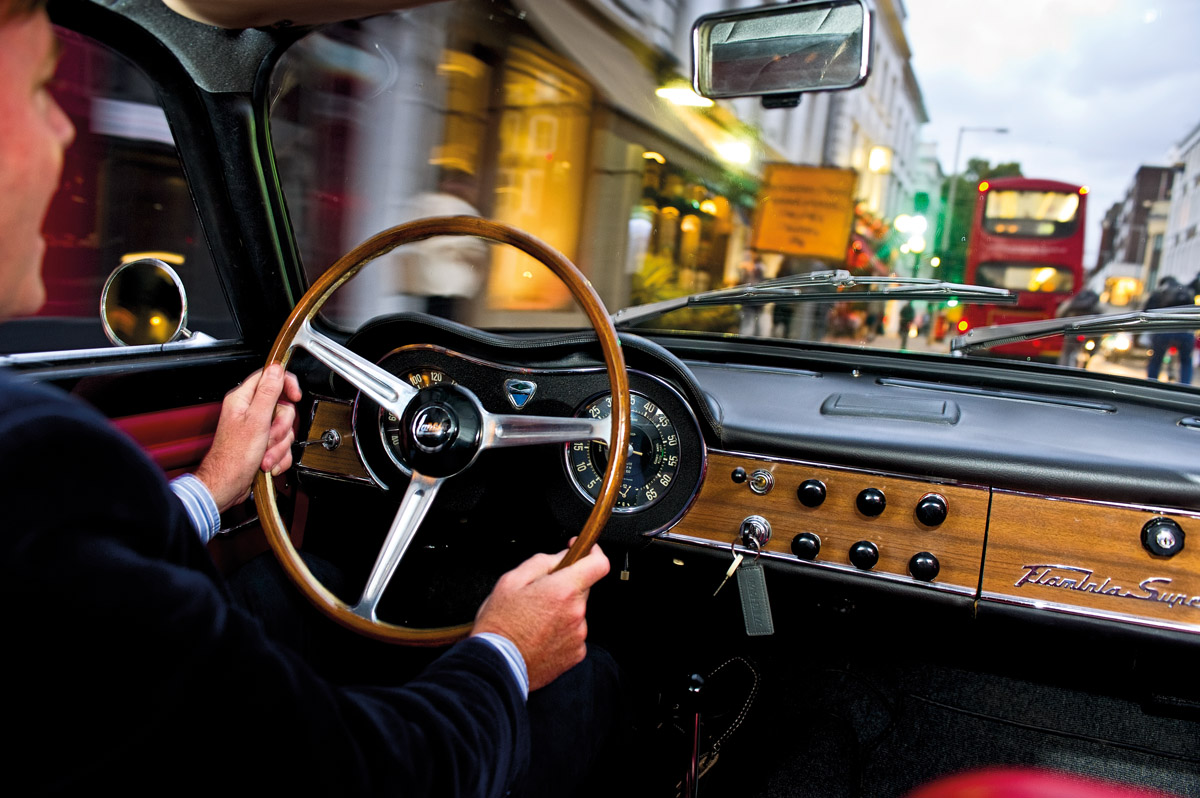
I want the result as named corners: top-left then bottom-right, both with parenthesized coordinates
top-left (5, 0), bottom-right (1198, 795)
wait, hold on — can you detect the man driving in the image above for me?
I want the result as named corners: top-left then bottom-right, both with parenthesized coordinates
top-left (0, 1), bottom-right (614, 794)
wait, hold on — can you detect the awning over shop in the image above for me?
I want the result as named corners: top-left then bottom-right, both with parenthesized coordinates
top-left (515, 0), bottom-right (759, 182)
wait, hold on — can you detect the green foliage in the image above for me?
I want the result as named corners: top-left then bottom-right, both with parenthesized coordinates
top-left (630, 254), bottom-right (738, 333)
top-left (939, 159), bottom-right (1023, 281)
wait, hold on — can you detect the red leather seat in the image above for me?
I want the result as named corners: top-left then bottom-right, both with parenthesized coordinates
top-left (905, 767), bottom-right (1182, 798)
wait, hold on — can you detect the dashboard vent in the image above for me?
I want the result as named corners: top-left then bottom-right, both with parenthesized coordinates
top-left (820, 393), bottom-right (960, 424)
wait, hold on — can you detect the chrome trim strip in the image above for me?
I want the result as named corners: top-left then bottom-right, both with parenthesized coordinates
top-left (658, 530), bottom-right (978, 598)
top-left (980, 591), bottom-right (1200, 636)
top-left (0, 335), bottom-right (232, 366)
top-left (709, 447), bottom-right (989, 491)
top-left (294, 464), bottom-right (378, 487)
top-left (992, 487), bottom-right (1200, 520)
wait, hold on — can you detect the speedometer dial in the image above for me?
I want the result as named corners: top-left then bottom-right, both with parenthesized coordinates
top-left (565, 392), bottom-right (681, 513)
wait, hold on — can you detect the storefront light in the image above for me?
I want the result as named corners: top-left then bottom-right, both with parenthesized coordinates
top-left (655, 84), bottom-right (714, 107)
top-left (868, 146), bottom-right (892, 174)
top-left (717, 140), bottom-right (752, 164)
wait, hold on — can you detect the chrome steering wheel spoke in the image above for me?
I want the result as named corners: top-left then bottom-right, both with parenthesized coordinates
top-left (293, 320), bottom-right (417, 419)
top-left (480, 412), bottom-right (611, 450)
top-left (351, 470), bottom-right (443, 622)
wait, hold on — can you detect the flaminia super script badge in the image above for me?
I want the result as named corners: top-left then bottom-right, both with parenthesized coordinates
top-left (1014, 564), bottom-right (1200, 614)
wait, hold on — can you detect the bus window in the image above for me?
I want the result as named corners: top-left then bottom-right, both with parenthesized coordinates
top-left (974, 262), bottom-right (1077, 293)
top-left (983, 190), bottom-right (1080, 238)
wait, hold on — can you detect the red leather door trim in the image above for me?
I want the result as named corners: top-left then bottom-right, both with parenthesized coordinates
top-left (112, 402), bottom-right (222, 478)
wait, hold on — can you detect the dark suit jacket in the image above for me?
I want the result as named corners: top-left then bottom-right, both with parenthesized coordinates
top-left (0, 371), bottom-right (528, 795)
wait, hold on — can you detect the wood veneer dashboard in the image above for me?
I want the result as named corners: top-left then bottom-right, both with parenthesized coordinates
top-left (661, 451), bottom-right (1200, 638)
top-left (289, 323), bottom-right (1200, 642)
top-left (299, 397), bottom-right (1200, 640)
top-left (677, 354), bottom-right (1200, 642)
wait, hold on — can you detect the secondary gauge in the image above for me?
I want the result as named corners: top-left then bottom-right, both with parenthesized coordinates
top-left (380, 368), bottom-right (455, 471)
top-left (565, 392), bottom-right (682, 513)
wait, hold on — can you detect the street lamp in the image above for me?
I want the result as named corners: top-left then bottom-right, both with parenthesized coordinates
top-left (939, 126), bottom-right (1009, 255)
top-left (895, 214), bottom-right (928, 276)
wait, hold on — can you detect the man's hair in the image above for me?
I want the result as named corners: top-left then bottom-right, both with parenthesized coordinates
top-left (1, 0), bottom-right (47, 23)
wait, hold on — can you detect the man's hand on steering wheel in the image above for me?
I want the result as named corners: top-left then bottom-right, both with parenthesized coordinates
top-left (196, 365), bottom-right (303, 512)
top-left (473, 542), bottom-right (611, 691)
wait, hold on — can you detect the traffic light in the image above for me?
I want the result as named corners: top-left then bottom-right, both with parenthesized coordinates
top-left (914, 191), bottom-right (930, 214)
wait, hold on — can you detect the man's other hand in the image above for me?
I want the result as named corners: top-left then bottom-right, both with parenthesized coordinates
top-left (195, 365), bottom-right (303, 512)
top-left (472, 544), bottom-right (610, 691)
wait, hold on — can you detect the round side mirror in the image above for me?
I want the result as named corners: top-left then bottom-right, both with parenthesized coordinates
top-left (100, 258), bottom-right (189, 346)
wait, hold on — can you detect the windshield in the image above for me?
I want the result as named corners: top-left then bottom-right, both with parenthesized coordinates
top-left (268, 0), bottom-right (1200, 385)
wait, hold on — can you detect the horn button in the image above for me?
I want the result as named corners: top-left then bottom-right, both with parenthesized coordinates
top-left (397, 385), bottom-right (484, 477)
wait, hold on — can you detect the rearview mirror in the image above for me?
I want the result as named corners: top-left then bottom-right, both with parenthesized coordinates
top-left (100, 258), bottom-right (190, 346)
top-left (692, 0), bottom-right (870, 100)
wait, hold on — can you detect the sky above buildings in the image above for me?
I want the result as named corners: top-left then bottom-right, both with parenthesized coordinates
top-left (904, 0), bottom-right (1200, 266)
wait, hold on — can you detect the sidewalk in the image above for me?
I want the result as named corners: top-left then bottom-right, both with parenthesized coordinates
top-left (823, 331), bottom-right (952, 354)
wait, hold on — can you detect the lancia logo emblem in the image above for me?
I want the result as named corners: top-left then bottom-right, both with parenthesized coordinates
top-left (505, 379), bottom-right (537, 410)
top-left (412, 405), bottom-right (458, 452)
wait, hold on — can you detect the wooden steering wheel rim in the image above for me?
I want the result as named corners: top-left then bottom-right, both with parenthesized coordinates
top-left (254, 217), bottom-right (631, 646)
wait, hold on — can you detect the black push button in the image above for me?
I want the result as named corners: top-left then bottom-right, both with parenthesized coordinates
top-left (849, 540), bottom-right (879, 570)
top-left (856, 488), bottom-right (886, 517)
top-left (908, 551), bottom-right (940, 582)
top-left (915, 494), bottom-right (948, 527)
top-left (791, 532), bottom-right (821, 560)
top-left (797, 479), bottom-right (827, 508)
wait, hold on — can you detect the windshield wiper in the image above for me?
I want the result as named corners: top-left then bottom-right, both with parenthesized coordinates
top-left (611, 269), bottom-right (1015, 328)
top-left (951, 305), bottom-right (1200, 353)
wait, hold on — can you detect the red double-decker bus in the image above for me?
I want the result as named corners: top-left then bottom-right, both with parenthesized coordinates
top-left (959, 177), bottom-right (1088, 360)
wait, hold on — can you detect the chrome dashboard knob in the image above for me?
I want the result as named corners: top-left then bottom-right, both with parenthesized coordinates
top-left (1141, 517), bottom-right (1185, 558)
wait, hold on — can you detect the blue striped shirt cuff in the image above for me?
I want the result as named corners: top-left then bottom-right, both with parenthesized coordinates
top-left (170, 474), bottom-right (222, 544)
top-left (472, 633), bottom-right (529, 701)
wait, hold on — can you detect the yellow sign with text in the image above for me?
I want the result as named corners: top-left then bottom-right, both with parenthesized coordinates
top-left (751, 164), bottom-right (857, 260)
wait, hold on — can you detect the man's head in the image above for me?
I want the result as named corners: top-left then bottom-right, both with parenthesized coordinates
top-left (0, 0), bottom-right (75, 321)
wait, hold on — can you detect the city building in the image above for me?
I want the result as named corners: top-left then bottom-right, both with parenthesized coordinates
top-left (1088, 166), bottom-right (1174, 310)
top-left (530, 0), bottom-right (930, 312)
top-left (1160, 119), bottom-right (1200, 288)
top-left (302, 0), bottom-right (932, 329)
top-left (1092, 202), bottom-right (1121, 275)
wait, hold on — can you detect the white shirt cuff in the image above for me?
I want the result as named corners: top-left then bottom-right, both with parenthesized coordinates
top-left (472, 633), bottom-right (529, 701)
top-left (170, 473), bottom-right (222, 544)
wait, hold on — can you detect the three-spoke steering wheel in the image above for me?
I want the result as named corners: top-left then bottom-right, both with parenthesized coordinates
top-left (253, 217), bottom-right (630, 646)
